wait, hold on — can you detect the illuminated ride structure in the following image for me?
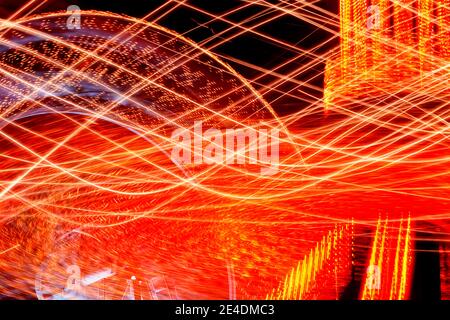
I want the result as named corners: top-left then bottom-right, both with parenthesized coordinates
top-left (324, 0), bottom-right (450, 300)
top-left (326, 0), bottom-right (450, 108)
top-left (0, 2), bottom-right (449, 300)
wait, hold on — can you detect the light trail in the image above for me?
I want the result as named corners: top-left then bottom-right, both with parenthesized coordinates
top-left (0, 1), bottom-right (448, 300)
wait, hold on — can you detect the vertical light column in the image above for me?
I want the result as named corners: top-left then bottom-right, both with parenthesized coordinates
top-left (354, 0), bottom-right (368, 73)
top-left (398, 217), bottom-right (412, 300)
top-left (370, 0), bottom-right (391, 69)
top-left (418, 0), bottom-right (434, 74)
top-left (436, 0), bottom-right (450, 58)
top-left (389, 216), bottom-right (412, 300)
top-left (361, 217), bottom-right (383, 300)
top-left (392, 0), bottom-right (415, 77)
top-left (340, 0), bottom-right (353, 77)
top-left (362, 217), bottom-right (412, 300)
top-left (393, 0), bottom-right (414, 48)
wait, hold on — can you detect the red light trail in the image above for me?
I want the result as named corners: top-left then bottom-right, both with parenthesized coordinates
top-left (0, 0), bottom-right (449, 300)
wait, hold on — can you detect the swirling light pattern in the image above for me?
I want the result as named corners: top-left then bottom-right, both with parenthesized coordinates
top-left (0, 0), bottom-right (449, 300)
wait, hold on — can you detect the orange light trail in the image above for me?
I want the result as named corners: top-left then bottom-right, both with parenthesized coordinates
top-left (0, 1), bottom-right (449, 300)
